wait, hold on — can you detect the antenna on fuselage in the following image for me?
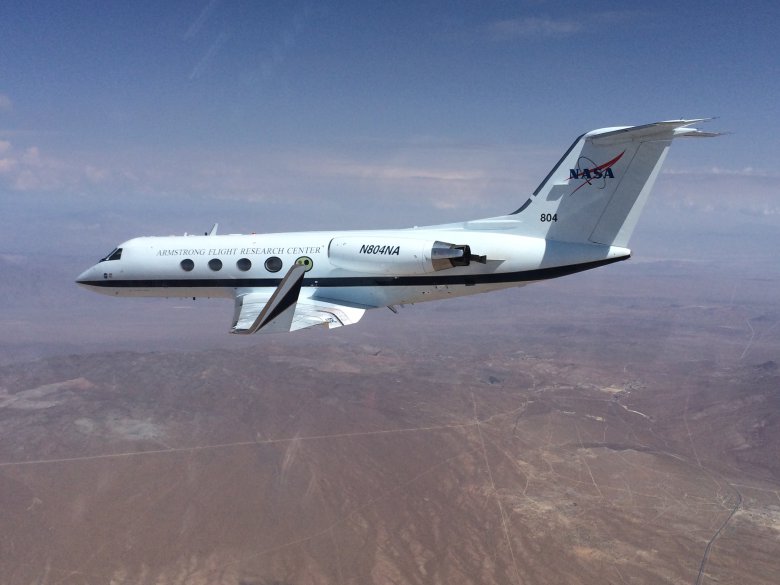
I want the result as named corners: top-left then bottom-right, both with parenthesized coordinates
top-left (207, 223), bottom-right (219, 236)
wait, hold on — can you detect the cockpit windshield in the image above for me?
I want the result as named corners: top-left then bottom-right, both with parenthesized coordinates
top-left (99, 247), bottom-right (123, 262)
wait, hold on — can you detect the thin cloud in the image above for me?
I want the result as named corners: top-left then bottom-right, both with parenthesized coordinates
top-left (184, 0), bottom-right (220, 39)
top-left (739, 205), bottom-right (780, 217)
top-left (0, 141), bottom-right (111, 192)
top-left (0, 94), bottom-right (12, 112)
top-left (663, 166), bottom-right (778, 179)
top-left (257, 5), bottom-right (314, 80)
top-left (189, 31), bottom-right (230, 80)
top-left (287, 147), bottom-right (532, 213)
top-left (654, 163), bottom-right (779, 218)
top-left (0, 158), bottom-right (16, 174)
top-left (482, 11), bottom-right (640, 41)
top-left (484, 17), bottom-right (581, 40)
top-left (319, 161), bottom-right (485, 183)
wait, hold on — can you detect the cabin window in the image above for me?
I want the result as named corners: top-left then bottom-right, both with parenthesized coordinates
top-left (264, 256), bottom-right (282, 273)
top-left (180, 259), bottom-right (194, 272)
top-left (99, 248), bottom-right (123, 262)
top-left (208, 258), bottom-right (223, 271)
top-left (236, 258), bottom-right (252, 271)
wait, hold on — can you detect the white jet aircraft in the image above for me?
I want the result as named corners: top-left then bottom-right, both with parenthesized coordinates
top-left (77, 119), bottom-right (719, 334)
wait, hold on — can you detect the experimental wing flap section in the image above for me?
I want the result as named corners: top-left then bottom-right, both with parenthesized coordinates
top-left (231, 291), bottom-right (272, 333)
top-left (231, 264), bottom-right (307, 334)
top-left (290, 296), bottom-right (366, 332)
top-left (230, 265), bottom-right (366, 335)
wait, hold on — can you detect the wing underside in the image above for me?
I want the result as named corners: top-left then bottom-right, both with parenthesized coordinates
top-left (230, 265), bottom-right (366, 334)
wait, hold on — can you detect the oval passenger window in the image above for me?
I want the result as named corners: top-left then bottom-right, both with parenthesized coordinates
top-left (264, 256), bottom-right (282, 273)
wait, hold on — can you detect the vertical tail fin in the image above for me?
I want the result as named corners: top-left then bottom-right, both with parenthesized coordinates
top-left (510, 120), bottom-right (719, 247)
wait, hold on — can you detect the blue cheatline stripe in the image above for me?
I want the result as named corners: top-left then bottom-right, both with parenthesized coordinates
top-left (76, 256), bottom-right (629, 289)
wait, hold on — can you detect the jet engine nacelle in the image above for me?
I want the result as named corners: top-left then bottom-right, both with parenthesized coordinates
top-left (328, 236), bottom-right (481, 275)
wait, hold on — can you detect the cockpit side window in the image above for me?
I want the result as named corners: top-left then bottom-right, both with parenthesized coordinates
top-left (100, 248), bottom-right (123, 262)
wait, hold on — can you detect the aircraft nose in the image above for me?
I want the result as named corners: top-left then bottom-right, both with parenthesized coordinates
top-left (76, 266), bottom-right (98, 287)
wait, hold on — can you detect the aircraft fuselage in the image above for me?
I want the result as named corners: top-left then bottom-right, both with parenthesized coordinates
top-left (76, 227), bottom-right (629, 308)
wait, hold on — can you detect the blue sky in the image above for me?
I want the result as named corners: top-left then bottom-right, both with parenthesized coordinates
top-left (1, 1), bottom-right (779, 258)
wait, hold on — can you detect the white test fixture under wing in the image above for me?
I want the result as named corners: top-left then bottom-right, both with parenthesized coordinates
top-left (76, 119), bottom-right (720, 334)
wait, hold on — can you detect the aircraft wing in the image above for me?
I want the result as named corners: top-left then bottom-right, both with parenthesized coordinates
top-left (230, 265), bottom-right (366, 334)
top-left (289, 295), bottom-right (367, 332)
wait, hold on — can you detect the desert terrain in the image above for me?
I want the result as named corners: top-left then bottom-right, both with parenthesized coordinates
top-left (0, 255), bottom-right (778, 584)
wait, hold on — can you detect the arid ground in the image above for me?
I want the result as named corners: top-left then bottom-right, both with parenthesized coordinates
top-left (1, 255), bottom-right (778, 584)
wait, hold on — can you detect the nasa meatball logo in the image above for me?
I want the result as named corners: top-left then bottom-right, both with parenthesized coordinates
top-left (568, 151), bottom-right (624, 195)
